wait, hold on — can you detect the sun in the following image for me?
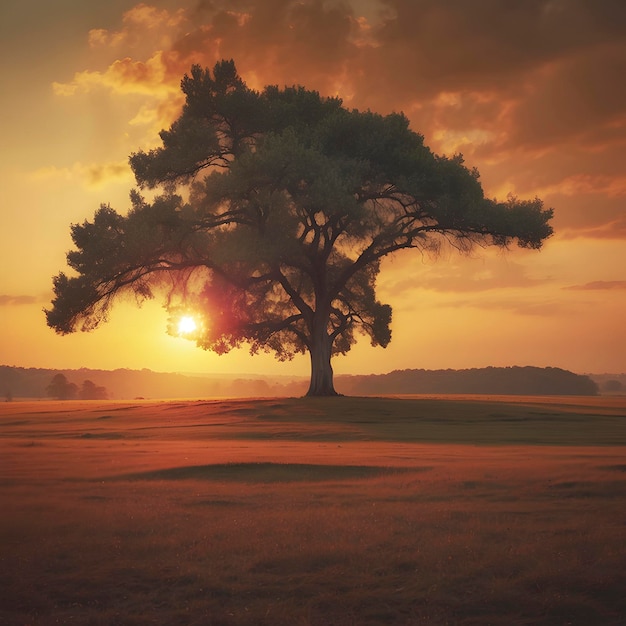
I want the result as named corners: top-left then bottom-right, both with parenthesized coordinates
top-left (177, 315), bottom-right (197, 335)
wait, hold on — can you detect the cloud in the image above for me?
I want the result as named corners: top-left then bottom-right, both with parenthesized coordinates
top-left (559, 216), bottom-right (626, 240)
top-left (387, 287), bottom-right (567, 316)
top-left (385, 264), bottom-right (548, 296)
top-left (50, 0), bottom-right (626, 239)
top-left (430, 293), bottom-right (568, 317)
top-left (88, 3), bottom-right (186, 50)
top-left (52, 2), bottom-right (372, 104)
top-left (0, 295), bottom-right (39, 306)
top-left (31, 161), bottom-right (132, 188)
top-left (166, 1), bottom-right (370, 99)
top-left (53, 1), bottom-right (626, 136)
top-left (565, 280), bottom-right (626, 291)
top-left (54, 3), bottom-right (191, 99)
top-left (504, 43), bottom-right (626, 153)
top-left (379, 249), bottom-right (555, 303)
top-left (353, 1), bottom-right (626, 105)
top-left (85, 161), bottom-right (133, 187)
top-left (53, 52), bottom-right (181, 97)
top-left (527, 174), bottom-right (626, 200)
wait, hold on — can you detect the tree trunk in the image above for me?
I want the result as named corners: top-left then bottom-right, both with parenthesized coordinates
top-left (306, 322), bottom-right (338, 396)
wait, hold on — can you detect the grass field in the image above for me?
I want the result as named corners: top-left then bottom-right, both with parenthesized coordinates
top-left (1, 395), bottom-right (626, 625)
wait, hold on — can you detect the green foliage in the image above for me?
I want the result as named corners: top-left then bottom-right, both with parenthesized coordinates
top-left (46, 60), bottom-right (553, 395)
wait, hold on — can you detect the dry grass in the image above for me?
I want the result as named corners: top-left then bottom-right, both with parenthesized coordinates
top-left (1, 396), bottom-right (626, 625)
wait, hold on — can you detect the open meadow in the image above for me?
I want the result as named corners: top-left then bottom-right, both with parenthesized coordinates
top-left (1, 395), bottom-right (626, 625)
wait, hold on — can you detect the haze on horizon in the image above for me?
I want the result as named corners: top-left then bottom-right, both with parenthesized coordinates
top-left (1, 0), bottom-right (625, 377)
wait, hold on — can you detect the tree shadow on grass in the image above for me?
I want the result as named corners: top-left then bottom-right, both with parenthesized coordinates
top-left (116, 462), bottom-right (427, 483)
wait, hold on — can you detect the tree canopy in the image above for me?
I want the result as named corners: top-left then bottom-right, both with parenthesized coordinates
top-left (79, 379), bottom-right (108, 400)
top-left (46, 60), bottom-right (553, 396)
top-left (46, 373), bottom-right (78, 400)
top-left (45, 374), bottom-right (109, 400)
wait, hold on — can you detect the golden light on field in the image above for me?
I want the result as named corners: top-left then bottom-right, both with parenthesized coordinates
top-left (177, 315), bottom-right (197, 335)
top-left (3, 396), bottom-right (626, 624)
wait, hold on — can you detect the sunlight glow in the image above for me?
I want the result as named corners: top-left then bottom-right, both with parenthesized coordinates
top-left (177, 315), bottom-right (197, 335)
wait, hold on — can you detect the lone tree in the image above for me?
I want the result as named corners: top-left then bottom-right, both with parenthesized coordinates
top-left (46, 373), bottom-right (78, 400)
top-left (79, 379), bottom-right (109, 400)
top-left (46, 60), bottom-right (553, 396)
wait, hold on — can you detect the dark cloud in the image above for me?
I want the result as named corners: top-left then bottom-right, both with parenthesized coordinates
top-left (352, 0), bottom-right (626, 106)
top-left (173, 0), bottom-right (362, 95)
top-left (507, 42), bottom-right (626, 151)
top-left (56, 0), bottom-right (626, 238)
top-left (182, 1), bottom-right (626, 169)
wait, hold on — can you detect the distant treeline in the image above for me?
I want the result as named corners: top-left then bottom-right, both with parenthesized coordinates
top-left (336, 366), bottom-right (599, 396)
top-left (0, 365), bottom-right (604, 400)
top-left (0, 366), bottom-right (292, 400)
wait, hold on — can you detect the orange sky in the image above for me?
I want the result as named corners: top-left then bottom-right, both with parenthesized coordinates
top-left (1, 0), bottom-right (625, 377)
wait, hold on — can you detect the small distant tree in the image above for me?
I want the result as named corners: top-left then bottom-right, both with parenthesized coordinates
top-left (46, 373), bottom-right (78, 400)
top-left (45, 60), bottom-right (553, 396)
top-left (79, 379), bottom-right (108, 400)
top-left (604, 379), bottom-right (623, 393)
top-left (4, 390), bottom-right (12, 402)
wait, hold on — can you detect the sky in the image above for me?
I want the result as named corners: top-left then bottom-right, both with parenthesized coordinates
top-left (0, 0), bottom-right (625, 378)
